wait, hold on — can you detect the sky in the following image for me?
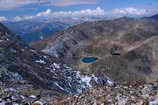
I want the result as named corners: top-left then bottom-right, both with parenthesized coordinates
top-left (0, 0), bottom-right (158, 21)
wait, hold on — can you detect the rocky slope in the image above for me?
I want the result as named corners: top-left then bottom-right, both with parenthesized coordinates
top-left (32, 17), bottom-right (158, 84)
top-left (2, 17), bottom-right (158, 105)
top-left (0, 23), bottom-right (112, 104)
top-left (51, 82), bottom-right (158, 105)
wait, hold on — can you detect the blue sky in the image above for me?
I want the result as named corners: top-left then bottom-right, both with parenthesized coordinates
top-left (0, 0), bottom-right (158, 21)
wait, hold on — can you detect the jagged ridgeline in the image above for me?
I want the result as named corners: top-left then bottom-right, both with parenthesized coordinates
top-left (0, 22), bottom-right (111, 97)
top-left (32, 17), bottom-right (158, 84)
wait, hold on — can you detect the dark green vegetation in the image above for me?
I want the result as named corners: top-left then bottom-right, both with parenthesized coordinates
top-left (33, 17), bottom-right (158, 85)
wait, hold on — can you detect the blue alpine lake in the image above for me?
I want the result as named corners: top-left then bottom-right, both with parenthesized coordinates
top-left (82, 57), bottom-right (98, 63)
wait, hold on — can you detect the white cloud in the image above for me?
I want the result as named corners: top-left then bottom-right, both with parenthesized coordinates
top-left (113, 7), bottom-right (147, 16)
top-left (13, 16), bottom-right (24, 22)
top-left (36, 9), bottom-right (52, 17)
top-left (11, 7), bottom-right (157, 22)
top-left (13, 16), bottom-right (35, 21)
top-left (0, 16), bottom-right (7, 21)
top-left (12, 7), bottom-right (105, 21)
top-left (49, 7), bottom-right (105, 18)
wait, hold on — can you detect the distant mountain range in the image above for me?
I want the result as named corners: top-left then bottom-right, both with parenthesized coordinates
top-left (2, 16), bottom-right (107, 43)
top-left (1, 14), bottom-right (157, 44)
top-left (143, 14), bottom-right (158, 21)
top-left (3, 20), bottom-right (73, 43)
top-left (149, 14), bottom-right (158, 20)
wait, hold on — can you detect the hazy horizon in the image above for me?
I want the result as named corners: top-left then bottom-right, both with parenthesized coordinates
top-left (0, 0), bottom-right (158, 22)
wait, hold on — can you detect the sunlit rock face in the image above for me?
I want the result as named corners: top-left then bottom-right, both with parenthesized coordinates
top-left (33, 17), bottom-right (158, 84)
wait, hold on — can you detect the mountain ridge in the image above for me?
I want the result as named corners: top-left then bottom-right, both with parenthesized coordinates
top-left (0, 22), bottom-right (112, 97)
top-left (2, 17), bottom-right (158, 104)
top-left (3, 20), bottom-right (72, 43)
top-left (149, 14), bottom-right (158, 20)
top-left (32, 17), bottom-right (158, 84)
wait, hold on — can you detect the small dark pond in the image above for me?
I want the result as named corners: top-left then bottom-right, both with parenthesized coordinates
top-left (82, 57), bottom-right (98, 63)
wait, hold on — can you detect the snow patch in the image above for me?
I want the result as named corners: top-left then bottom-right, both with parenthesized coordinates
top-left (29, 95), bottom-right (36, 98)
top-left (150, 100), bottom-right (158, 105)
top-left (34, 101), bottom-right (44, 105)
top-left (53, 63), bottom-right (60, 69)
top-left (0, 40), bottom-right (4, 42)
top-left (42, 46), bottom-right (58, 57)
top-left (43, 56), bottom-right (47, 59)
top-left (64, 64), bottom-right (72, 69)
top-left (92, 74), bottom-right (98, 82)
top-left (76, 71), bottom-right (114, 91)
top-left (76, 71), bottom-right (95, 88)
top-left (80, 75), bottom-right (92, 88)
top-left (107, 79), bottom-right (114, 86)
top-left (54, 82), bottom-right (65, 91)
top-left (0, 102), bottom-right (6, 105)
top-left (35, 59), bottom-right (46, 64)
top-left (21, 49), bottom-right (25, 52)
top-left (13, 104), bottom-right (20, 105)
top-left (4, 88), bottom-right (17, 92)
